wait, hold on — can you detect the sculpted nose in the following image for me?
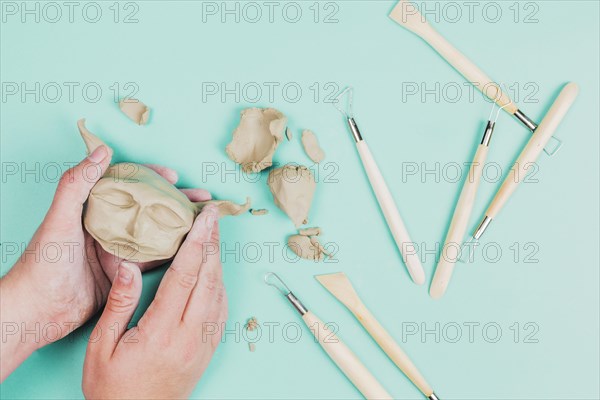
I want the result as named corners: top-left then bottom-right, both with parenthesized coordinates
top-left (126, 206), bottom-right (143, 238)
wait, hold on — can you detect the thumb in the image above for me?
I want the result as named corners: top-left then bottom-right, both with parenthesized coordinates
top-left (89, 261), bottom-right (142, 359)
top-left (47, 145), bottom-right (112, 225)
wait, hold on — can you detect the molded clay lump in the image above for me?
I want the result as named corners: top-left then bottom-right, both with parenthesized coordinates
top-left (78, 119), bottom-right (250, 262)
top-left (288, 234), bottom-right (331, 261)
top-left (226, 108), bottom-right (287, 173)
top-left (301, 130), bottom-right (325, 163)
top-left (268, 165), bottom-right (316, 227)
top-left (298, 227), bottom-right (321, 236)
top-left (119, 98), bottom-right (150, 125)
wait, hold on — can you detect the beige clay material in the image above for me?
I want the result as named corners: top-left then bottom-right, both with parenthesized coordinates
top-left (287, 234), bottom-right (330, 261)
top-left (119, 99), bottom-right (150, 125)
top-left (298, 227), bottom-right (321, 237)
top-left (226, 108), bottom-right (287, 173)
top-left (78, 119), bottom-right (249, 262)
top-left (249, 209), bottom-right (269, 216)
top-left (301, 129), bottom-right (325, 163)
top-left (267, 165), bottom-right (316, 227)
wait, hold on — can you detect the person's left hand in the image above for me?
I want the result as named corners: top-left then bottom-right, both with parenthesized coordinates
top-left (0, 145), bottom-right (211, 380)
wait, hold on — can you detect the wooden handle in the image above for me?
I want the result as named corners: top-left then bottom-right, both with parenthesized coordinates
top-left (389, 0), bottom-right (517, 114)
top-left (430, 144), bottom-right (489, 299)
top-left (356, 140), bottom-right (425, 285)
top-left (302, 311), bottom-right (392, 400)
top-left (351, 303), bottom-right (433, 397)
top-left (485, 83), bottom-right (579, 219)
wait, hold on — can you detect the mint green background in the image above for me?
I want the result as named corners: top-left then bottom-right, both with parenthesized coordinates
top-left (1, 1), bottom-right (598, 399)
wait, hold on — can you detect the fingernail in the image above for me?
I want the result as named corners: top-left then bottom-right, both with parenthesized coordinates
top-left (88, 145), bottom-right (108, 163)
top-left (117, 262), bottom-right (135, 285)
top-left (192, 206), bottom-right (217, 241)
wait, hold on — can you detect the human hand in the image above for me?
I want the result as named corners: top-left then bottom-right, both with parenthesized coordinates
top-left (0, 146), bottom-right (211, 381)
top-left (82, 205), bottom-right (226, 399)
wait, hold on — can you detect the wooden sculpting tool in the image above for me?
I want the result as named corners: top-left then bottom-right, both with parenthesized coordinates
top-left (430, 100), bottom-right (509, 299)
top-left (264, 272), bottom-right (392, 400)
top-left (389, 0), bottom-right (574, 156)
top-left (389, 0), bottom-right (579, 240)
top-left (316, 272), bottom-right (439, 400)
top-left (334, 87), bottom-right (425, 285)
top-left (468, 83), bottom-right (578, 240)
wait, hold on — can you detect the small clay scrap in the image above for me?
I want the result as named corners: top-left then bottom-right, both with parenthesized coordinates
top-left (298, 227), bottom-right (321, 236)
top-left (301, 130), bottom-right (325, 163)
top-left (249, 208), bottom-right (269, 216)
top-left (197, 198), bottom-right (251, 217)
top-left (78, 119), bottom-right (114, 158)
top-left (78, 119), bottom-right (250, 262)
top-left (285, 127), bottom-right (293, 141)
top-left (268, 165), bottom-right (316, 227)
top-left (245, 317), bottom-right (259, 331)
top-left (245, 317), bottom-right (259, 352)
top-left (119, 98), bottom-right (150, 125)
top-left (226, 108), bottom-right (287, 173)
top-left (288, 234), bottom-right (331, 261)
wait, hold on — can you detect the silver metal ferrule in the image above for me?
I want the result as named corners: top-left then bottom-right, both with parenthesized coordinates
top-left (286, 293), bottom-right (308, 316)
top-left (428, 393), bottom-right (440, 400)
top-left (514, 109), bottom-right (537, 132)
top-left (481, 121), bottom-right (495, 146)
top-left (473, 215), bottom-right (493, 240)
top-left (347, 117), bottom-right (363, 142)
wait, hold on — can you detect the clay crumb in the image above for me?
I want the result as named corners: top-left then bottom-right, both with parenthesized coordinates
top-left (286, 127), bottom-right (293, 141)
top-left (301, 129), bottom-right (325, 163)
top-left (119, 98), bottom-right (150, 125)
top-left (288, 234), bottom-right (331, 261)
top-left (298, 227), bottom-right (321, 236)
top-left (245, 316), bottom-right (259, 331)
top-left (250, 208), bottom-right (269, 216)
top-left (244, 317), bottom-right (259, 352)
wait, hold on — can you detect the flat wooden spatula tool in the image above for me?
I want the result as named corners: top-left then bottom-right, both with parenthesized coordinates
top-left (316, 272), bottom-right (440, 399)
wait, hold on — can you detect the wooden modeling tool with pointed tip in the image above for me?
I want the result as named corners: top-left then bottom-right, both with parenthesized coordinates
top-left (334, 87), bottom-right (425, 285)
top-left (316, 272), bottom-right (440, 400)
top-left (389, 0), bottom-right (579, 244)
top-left (265, 272), bottom-right (392, 400)
top-left (430, 100), bottom-right (508, 299)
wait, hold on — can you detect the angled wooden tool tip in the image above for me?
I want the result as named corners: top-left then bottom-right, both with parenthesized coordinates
top-left (315, 272), bottom-right (439, 399)
top-left (315, 272), bottom-right (362, 310)
top-left (389, 0), bottom-right (434, 38)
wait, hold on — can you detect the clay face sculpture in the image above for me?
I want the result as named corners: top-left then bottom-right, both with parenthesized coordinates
top-left (119, 99), bottom-right (150, 125)
top-left (78, 119), bottom-right (250, 262)
top-left (226, 108), bottom-right (287, 173)
top-left (301, 129), bottom-right (325, 163)
top-left (268, 165), bottom-right (316, 227)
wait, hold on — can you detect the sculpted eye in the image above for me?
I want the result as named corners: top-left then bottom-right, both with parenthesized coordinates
top-left (93, 190), bottom-right (135, 208)
top-left (148, 204), bottom-right (186, 229)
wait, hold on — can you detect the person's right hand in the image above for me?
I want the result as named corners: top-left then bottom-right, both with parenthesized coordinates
top-left (82, 205), bottom-right (227, 399)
